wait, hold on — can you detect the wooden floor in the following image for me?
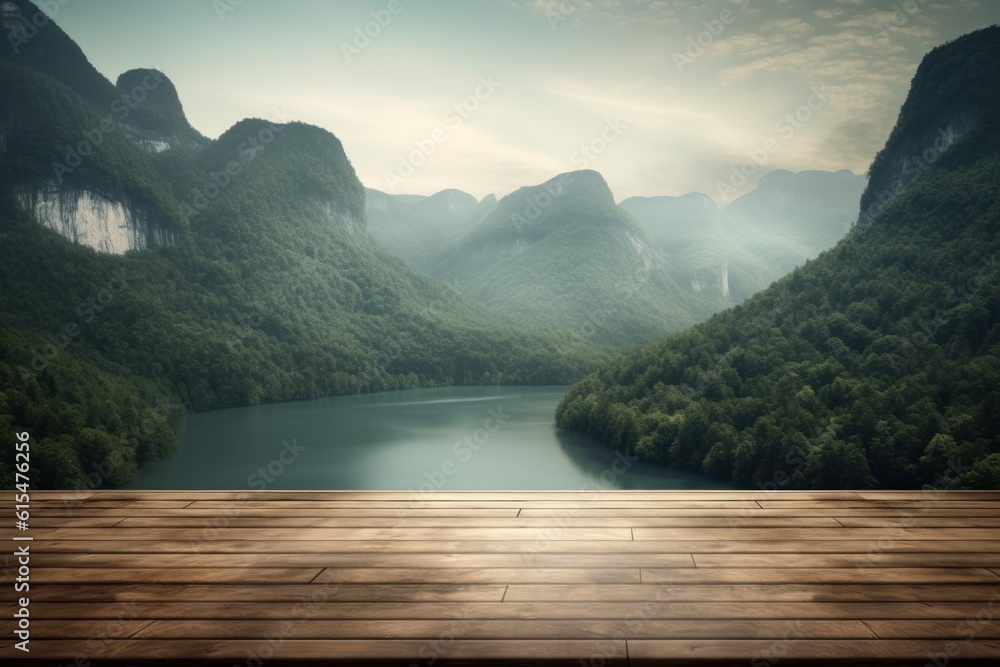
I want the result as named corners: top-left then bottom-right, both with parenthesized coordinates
top-left (2, 490), bottom-right (1000, 665)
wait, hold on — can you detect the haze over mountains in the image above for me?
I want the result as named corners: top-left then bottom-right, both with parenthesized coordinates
top-left (369, 168), bottom-right (864, 346)
top-left (2, 0), bottom-right (997, 490)
top-left (558, 26), bottom-right (1000, 490)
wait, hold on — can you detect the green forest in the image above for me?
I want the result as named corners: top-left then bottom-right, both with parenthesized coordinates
top-left (0, 56), bottom-right (601, 488)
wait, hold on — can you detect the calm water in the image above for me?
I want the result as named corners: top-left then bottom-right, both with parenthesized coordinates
top-left (137, 386), bottom-right (733, 490)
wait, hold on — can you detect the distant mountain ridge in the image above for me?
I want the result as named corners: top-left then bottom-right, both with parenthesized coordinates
top-left (426, 170), bottom-right (700, 346)
top-left (397, 167), bottom-right (864, 346)
top-left (365, 187), bottom-right (495, 271)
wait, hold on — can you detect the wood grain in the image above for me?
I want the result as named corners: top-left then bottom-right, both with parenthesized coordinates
top-left (2, 489), bottom-right (998, 666)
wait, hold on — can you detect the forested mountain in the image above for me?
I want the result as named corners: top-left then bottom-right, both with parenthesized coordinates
top-left (0, 3), bottom-right (601, 488)
top-left (429, 170), bottom-right (703, 347)
top-left (366, 188), bottom-right (495, 271)
top-left (556, 26), bottom-right (1000, 490)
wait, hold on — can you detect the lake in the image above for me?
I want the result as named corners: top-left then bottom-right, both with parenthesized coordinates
top-left (137, 386), bottom-right (734, 490)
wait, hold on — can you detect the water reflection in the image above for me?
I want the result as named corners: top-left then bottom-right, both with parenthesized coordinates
top-left (138, 386), bottom-right (734, 490)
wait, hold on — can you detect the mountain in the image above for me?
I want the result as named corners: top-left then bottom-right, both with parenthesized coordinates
top-left (0, 14), bottom-right (601, 488)
top-left (114, 68), bottom-right (206, 150)
top-left (556, 26), bottom-right (1000, 490)
top-left (721, 169), bottom-right (867, 276)
top-left (1, 0), bottom-right (116, 109)
top-left (0, 59), bottom-right (186, 253)
top-left (621, 170), bottom-right (866, 306)
top-left (1, 1), bottom-right (206, 150)
top-left (366, 187), bottom-right (493, 271)
top-left (429, 170), bottom-right (701, 347)
top-left (425, 167), bottom-right (863, 349)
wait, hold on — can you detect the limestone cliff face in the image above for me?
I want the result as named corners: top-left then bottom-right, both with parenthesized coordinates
top-left (15, 184), bottom-right (174, 254)
top-left (860, 114), bottom-right (980, 221)
top-left (314, 197), bottom-right (366, 236)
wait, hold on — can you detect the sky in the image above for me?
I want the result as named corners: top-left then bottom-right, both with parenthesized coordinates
top-left (47, 0), bottom-right (999, 203)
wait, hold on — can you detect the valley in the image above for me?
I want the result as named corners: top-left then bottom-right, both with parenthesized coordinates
top-left (1, 0), bottom-right (998, 493)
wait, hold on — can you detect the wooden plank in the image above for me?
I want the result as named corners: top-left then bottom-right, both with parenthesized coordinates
top-left (24, 584), bottom-right (508, 603)
top-left (838, 517), bottom-right (1000, 528)
top-left (521, 507), bottom-right (1000, 517)
top-left (0, 639), bottom-right (630, 664)
top-left (33, 506), bottom-right (1000, 517)
top-left (125, 619), bottom-right (876, 640)
top-left (31, 500), bottom-right (194, 508)
top-left (866, 619), bottom-right (1000, 639)
top-left (503, 584), bottom-right (1000, 602)
top-left (19, 583), bottom-right (999, 604)
top-left (28, 539), bottom-right (1000, 554)
top-left (3, 620), bottom-right (152, 640)
top-left (26, 600), bottom-right (1000, 621)
top-left (757, 500), bottom-right (1000, 509)
top-left (44, 507), bottom-right (525, 518)
top-left (26, 527), bottom-right (634, 541)
top-left (640, 568), bottom-right (1000, 584)
top-left (6, 490), bottom-right (998, 665)
top-left (311, 567), bottom-right (642, 585)
top-left (24, 517), bottom-right (124, 528)
top-left (111, 516), bottom-right (844, 528)
top-left (22, 552), bottom-right (696, 569)
top-left (186, 500), bottom-right (763, 509)
top-left (693, 553), bottom-right (1000, 568)
top-left (0, 567), bottom-right (322, 585)
top-left (628, 639), bottom-right (1000, 663)
top-left (633, 527), bottom-right (999, 540)
top-left (854, 491), bottom-right (1000, 500)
